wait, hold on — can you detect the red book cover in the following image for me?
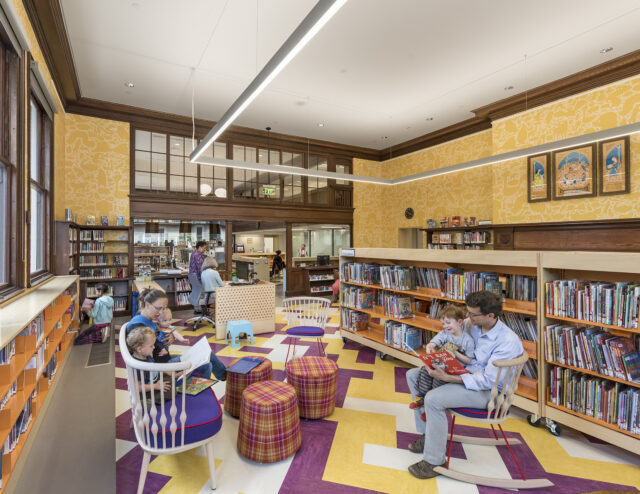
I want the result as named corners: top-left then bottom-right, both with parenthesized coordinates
top-left (419, 351), bottom-right (469, 375)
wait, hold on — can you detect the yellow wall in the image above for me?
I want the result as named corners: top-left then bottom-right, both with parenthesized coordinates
top-left (62, 114), bottom-right (130, 224)
top-left (492, 76), bottom-right (640, 223)
top-left (354, 130), bottom-right (493, 248)
top-left (353, 76), bottom-right (640, 248)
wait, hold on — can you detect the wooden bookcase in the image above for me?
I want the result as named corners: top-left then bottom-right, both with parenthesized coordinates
top-left (0, 276), bottom-right (79, 492)
top-left (303, 265), bottom-right (337, 296)
top-left (338, 248), bottom-right (540, 416)
top-left (55, 222), bottom-right (132, 316)
top-left (147, 274), bottom-right (193, 310)
top-left (539, 251), bottom-right (640, 454)
top-left (422, 226), bottom-right (493, 250)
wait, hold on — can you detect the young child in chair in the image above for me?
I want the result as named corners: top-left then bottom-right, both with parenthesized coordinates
top-left (409, 305), bottom-right (475, 414)
top-left (156, 308), bottom-right (187, 343)
top-left (126, 326), bottom-right (172, 400)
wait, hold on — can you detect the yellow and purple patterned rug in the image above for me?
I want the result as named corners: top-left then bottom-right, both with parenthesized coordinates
top-left (115, 307), bottom-right (640, 494)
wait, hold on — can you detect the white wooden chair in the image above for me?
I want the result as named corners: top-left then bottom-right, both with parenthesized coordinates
top-left (118, 324), bottom-right (222, 494)
top-left (433, 353), bottom-right (553, 489)
top-left (283, 297), bottom-right (331, 362)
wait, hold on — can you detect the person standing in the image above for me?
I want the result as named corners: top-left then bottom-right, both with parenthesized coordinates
top-left (299, 243), bottom-right (307, 257)
top-left (189, 240), bottom-right (208, 282)
top-left (405, 290), bottom-right (523, 479)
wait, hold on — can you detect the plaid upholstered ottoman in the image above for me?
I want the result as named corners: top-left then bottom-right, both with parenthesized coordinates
top-left (224, 356), bottom-right (273, 417)
top-left (237, 380), bottom-right (302, 463)
top-left (285, 356), bottom-right (338, 419)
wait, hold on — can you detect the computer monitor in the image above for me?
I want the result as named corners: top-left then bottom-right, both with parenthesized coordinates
top-left (317, 255), bottom-right (330, 266)
top-left (236, 261), bottom-right (250, 280)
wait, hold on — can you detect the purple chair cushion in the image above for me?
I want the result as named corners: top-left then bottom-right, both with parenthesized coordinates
top-left (146, 388), bottom-right (222, 448)
top-left (286, 325), bottom-right (325, 337)
top-left (453, 407), bottom-right (507, 420)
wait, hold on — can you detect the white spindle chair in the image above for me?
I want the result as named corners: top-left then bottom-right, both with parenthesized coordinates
top-left (119, 324), bottom-right (222, 494)
top-left (283, 297), bottom-right (331, 362)
top-left (433, 353), bottom-right (553, 489)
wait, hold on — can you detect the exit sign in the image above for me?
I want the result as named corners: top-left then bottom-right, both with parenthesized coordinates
top-left (263, 186), bottom-right (276, 196)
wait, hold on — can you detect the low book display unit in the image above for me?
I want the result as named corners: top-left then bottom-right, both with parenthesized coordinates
top-left (338, 248), bottom-right (640, 455)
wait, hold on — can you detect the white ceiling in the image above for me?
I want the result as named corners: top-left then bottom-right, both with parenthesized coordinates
top-left (60, 0), bottom-right (640, 149)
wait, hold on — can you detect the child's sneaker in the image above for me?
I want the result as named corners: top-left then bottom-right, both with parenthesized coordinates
top-left (409, 397), bottom-right (424, 409)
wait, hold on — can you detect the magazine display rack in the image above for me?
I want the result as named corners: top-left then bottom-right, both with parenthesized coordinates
top-left (0, 276), bottom-right (79, 492)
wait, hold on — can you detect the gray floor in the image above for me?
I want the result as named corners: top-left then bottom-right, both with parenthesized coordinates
top-left (7, 335), bottom-right (116, 494)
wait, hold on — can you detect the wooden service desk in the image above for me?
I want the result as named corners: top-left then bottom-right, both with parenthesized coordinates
top-left (214, 280), bottom-right (275, 340)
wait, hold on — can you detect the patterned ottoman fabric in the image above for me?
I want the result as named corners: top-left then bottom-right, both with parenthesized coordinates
top-left (224, 356), bottom-right (273, 417)
top-left (285, 356), bottom-right (339, 419)
top-left (237, 380), bottom-right (302, 463)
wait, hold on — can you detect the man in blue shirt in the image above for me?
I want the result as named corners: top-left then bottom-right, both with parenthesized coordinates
top-left (406, 290), bottom-right (524, 479)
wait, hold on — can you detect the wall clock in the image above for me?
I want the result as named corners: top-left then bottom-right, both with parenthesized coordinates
top-left (404, 207), bottom-right (414, 219)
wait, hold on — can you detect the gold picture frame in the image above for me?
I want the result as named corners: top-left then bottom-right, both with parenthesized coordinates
top-left (598, 136), bottom-right (630, 196)
top-left (527, 153), bottom-right (551, 202)
top-left (552, 144), bottom-right (596, 200)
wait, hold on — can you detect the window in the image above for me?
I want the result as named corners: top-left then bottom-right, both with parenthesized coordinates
top-left (134, 130), bottom-right (227, 197)
top-left (0, 28), bottom-right (21, 292)
top-left (258, 148), bottom-right (281, 200)
top-left (232, 145), bottom-right (258, 199)
top-left (336, 162), bottom-right (350, 185)
top-left (308, 155), bottom-right (328, 204)
top-left (282, 152), bottom-right (303, 202)
top-left (28, 95), bottom-right (52, 278)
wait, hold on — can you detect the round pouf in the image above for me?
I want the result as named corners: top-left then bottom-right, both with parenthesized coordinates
top-left (237, 380), bottom-right (302, 463)
top-left (224, 357), bottom-right (273, 418)
top-left (285, 356), bottom-right (338, 419)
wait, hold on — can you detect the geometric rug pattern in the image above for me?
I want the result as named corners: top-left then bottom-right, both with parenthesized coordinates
top-left (115, 306), bottom-right (640, 493)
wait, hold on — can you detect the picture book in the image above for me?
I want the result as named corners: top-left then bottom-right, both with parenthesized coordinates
top-left (81, 298), bottom-right (95, 311)
top-left (86, 215), bottom-right (96, 225)
top-left (177, 336), bottom-right (212, 378)
top-left (100, 216), bottom-right (109, 226)
top-left (419, 351), bottom-right (469, 375)
top-left (622, 351), bottom-right (640, 382)
top-left (116, 215), bottom-right (125, 226)
top-left (176, 377), bottom-right (217, 396)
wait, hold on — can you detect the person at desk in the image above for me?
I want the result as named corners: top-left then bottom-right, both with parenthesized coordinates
top-left (189, 240), bottom-right (208, 282)
top-left (201, 256), bottom-right (225, 300)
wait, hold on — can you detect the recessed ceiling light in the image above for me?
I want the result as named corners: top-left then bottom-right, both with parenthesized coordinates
top-left (124, 82), bottom-right (135, 88)
top-left (318, 123), bottom-right (324, 127)
top-left (504, 85), bottom-right (514, 91)
top-left (425, 117), bottom-right (434, 121)
top-left (600, 47), bottom-right (613, 54)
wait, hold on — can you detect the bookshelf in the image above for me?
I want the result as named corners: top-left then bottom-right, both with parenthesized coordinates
top-left (55, 222), bottom-right (132, 316)
top-left (338, 248), bottom-right (540, 416)
top-left (133, 245), bottom-right (171, 274)
top-left (0, 276), bottom-right (79, 492)
top-left (539, 251), bottom-right (640, 454)
top-left (422, 226), bottom-right (493, 250)
top-left (303, 265), bottom-right (337, 296)
top-left (139, 274), bottom-right (192, 310)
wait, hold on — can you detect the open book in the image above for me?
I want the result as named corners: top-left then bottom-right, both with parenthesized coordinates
top-left (404, 345), bottom-right (469, 375)
top-left (177, 336), bottom-right (212, 379)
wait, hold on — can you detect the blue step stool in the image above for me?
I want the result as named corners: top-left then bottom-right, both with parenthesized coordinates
top-left (225, 319), bottom-right (255, 348)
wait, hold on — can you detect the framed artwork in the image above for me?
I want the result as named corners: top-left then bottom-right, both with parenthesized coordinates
top-left (598, 136), bottom-right (630, 196)
top-left (527, 153), bottom-right (551, 202)
top-left (552, 144), bottom-right (596, 200)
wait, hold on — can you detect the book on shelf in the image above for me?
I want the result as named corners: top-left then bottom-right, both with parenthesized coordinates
top-left (100, 216), bottom-right (109, 226)
top-left (478, 220), bottom-right (492, 225)
top-left (116, 215), bottom-right (125, 226)
top-left (384, 321), bottom-right (423, 350)
top-left (622, 351), bottom-right (640, 381)
top-left (86, 215), bottom-right (95, 225)
top-left (341, 308), bottom-right (369, 331)
top-left (383, 293), bottom-right (413, 319)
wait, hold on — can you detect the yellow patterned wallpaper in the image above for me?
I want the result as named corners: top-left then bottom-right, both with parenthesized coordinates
top-left (63, 114), bottom-right (130, 224)
top-left (492, 76), bottom-right (640, 223)
top-left (354, 130), bottom-right (493, 248)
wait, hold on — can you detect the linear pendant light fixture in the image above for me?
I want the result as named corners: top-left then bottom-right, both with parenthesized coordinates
top-left (193, 120), bottom-right (640, 185)
top-left (190, 0), bottom-right (348, 163)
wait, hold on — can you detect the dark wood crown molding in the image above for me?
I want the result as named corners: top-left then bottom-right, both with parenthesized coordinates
top-left (472, 49), bottom-right (640, 121)
top-left (377, 117), bottom-right (492, 161)
top-left (67, 97), bottom-right (380, 161)
top-left (23, 0), bottom-right (81, 106)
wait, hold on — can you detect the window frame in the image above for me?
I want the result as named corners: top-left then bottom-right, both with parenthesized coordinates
top-left (27, 86), bottom-right (53, 284)
top-left (0, 26), bottom-right (24, 300)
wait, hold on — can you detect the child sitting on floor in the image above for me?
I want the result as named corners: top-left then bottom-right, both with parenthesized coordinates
top-left (409, 305), bottom-right (475, 414)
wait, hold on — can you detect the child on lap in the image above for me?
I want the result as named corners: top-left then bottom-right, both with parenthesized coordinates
top-left (409, 305), bottom-right (475, 414)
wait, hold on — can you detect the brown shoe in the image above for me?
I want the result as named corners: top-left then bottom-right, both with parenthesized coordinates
top-left (408, 460), bottom-right (444, 479)
top-left (408, 434), bottom-right (425, 453)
